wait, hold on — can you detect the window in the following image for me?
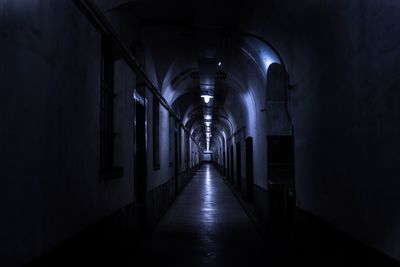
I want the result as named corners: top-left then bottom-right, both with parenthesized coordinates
top-left (153, 97), bottom-right (160, 169)
top-left (100, 36), bottom-right (122, 179)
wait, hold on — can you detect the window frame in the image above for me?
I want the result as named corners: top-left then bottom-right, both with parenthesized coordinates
top-left (99, 35), bottom-right (123, 180)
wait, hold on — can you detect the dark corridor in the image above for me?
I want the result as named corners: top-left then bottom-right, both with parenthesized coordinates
top-left (2, 0), bottom-right (400, 266)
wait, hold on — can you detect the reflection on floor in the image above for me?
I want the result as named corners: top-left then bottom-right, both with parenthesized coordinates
top-left (25, 164), bottom-right (399, 267)
top-left (143, 164), bottom-right (279, 266)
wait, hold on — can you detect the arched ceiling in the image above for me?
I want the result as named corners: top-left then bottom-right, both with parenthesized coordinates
top-left (101, 0), bottom-right (284, 151)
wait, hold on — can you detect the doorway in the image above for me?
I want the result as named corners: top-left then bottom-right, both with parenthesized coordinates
top-left (174, 128), bottom-right (178, 195)
top-left (267, 135), bottom-right (295, 226)
top-left (230, 145), bottom-right (234, 185)
top-left (227, 147), bottom-right (230, 182)
top-left (236, 142), bottom-right (241, 192)
top-left (134, 91), bottom-right (147, 231)
top-left (245, 137), bottom-right (254, 202)
top-left (223, 150), bottom-right (226, 176)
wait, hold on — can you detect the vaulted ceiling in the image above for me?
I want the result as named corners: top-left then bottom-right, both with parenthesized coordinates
top-left (99, 0), bottom-right (284, 150)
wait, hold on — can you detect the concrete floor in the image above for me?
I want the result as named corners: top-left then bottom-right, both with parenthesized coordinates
top-left (25, 163), bottom-right (400, 267)
top-left (142, 163), bottom-right (278, 266)
top-left (26, 163), bottom-right (284, 267)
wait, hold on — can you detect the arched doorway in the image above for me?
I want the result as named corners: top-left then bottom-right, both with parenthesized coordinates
top-left (266, 63), bottom-right (295, 227)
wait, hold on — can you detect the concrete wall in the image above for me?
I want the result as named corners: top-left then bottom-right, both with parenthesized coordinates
top-left (210, 1), bottom-right (400, 261)
top-left (146, 92), bottom-right (170, 190)
top-left (0, 1), bottom-right (136, 266)
top-left (145, 94), bottom-right (200, 227)
top-left (251, 0), bottom-right (400, 261)
top-left (0, 1), bottom-right (201, 266)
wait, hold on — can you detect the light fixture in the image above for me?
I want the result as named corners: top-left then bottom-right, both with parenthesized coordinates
top-left (218, 62), bottom-right (222, 66)
top-left (204, 115), bottom-right (212, 120)
top-left (201, 94), bottom-right (214, 104)
top-left (205, 122), bottom-right (211, 127)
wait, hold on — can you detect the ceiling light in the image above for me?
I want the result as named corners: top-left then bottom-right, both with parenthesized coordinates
top-left (205, 122), bottom-right (211, 127)
top-left (218, 62), bottom-right (222, 66)
top-left (204, 115), bottom-right (212, 120)
top-left (201, 95), bottom-right (214, 104)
